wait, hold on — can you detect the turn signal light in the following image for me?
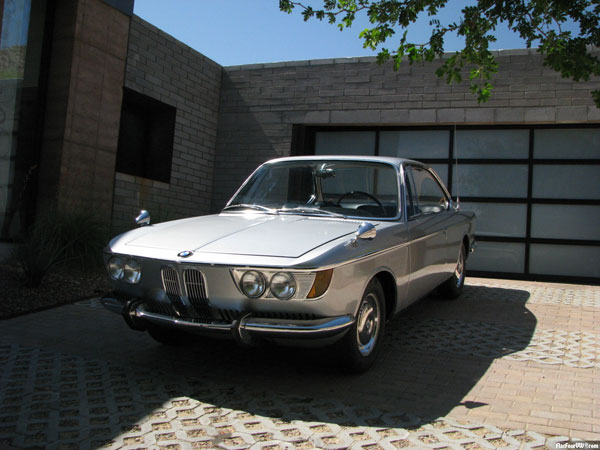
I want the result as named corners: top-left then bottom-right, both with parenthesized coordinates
top-left (307, 269), bottom-right (333, 299)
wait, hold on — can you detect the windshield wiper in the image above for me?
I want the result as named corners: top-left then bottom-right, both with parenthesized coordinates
top-left (222, 203), bottom-right (277, 214)
top-left (279, 207), bottom-right (346, 219)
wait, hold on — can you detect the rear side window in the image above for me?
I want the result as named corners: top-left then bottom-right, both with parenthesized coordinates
top-left (405, 166), bottom-right (449, 218)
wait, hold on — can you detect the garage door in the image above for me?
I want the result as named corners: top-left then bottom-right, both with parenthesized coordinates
top-left (310, 125), bottom-right (600, 283)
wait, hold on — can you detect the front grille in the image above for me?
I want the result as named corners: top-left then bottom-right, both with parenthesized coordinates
top-left (160, 265), bottom-right (187, 316)
top-left (145, 298), bottom-right (177, 316)
top-left (157, 265), bottom-right (212, 319)
top-left (161, 266), bottom-right (181, 302)
top-left (183, 268), bottom-right (211, 320)
top-left (217, 309), bottom-right (318, 322)
top-left (257, 311), bottom-right (318, 321)
top-left (219, 309), bottom-right (240, 322)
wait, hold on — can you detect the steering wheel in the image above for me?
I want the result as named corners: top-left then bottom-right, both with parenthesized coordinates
top-left (337, 191), bottom-right (386, 216)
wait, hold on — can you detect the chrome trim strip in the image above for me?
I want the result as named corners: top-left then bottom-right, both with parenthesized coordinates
top-left (109, 238), bottom-right (410, 276)
top-left (101, 297), bottom-right (124, 314)
top-left (240, 315), bottom-right (354, 335)
top-left (227, 240), bottom-right (411, 273)
top-left (132, 304), bottom-right (353, 337)
top-left (134, 306), bottom-right (233, 332)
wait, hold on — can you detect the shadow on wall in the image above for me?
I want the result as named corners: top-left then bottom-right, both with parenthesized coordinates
top-left (211, 71), bottom-right (294, 213)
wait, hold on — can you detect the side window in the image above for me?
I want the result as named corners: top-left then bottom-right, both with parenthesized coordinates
top-left (405, 166), bottom-right (449, 217)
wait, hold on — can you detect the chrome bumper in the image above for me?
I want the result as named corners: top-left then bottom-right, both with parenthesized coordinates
top-left (101, 297), bottom-right (354, 343)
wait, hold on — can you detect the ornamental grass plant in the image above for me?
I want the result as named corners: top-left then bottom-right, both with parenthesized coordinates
top-left (15, 208), bottom-right (109, 288)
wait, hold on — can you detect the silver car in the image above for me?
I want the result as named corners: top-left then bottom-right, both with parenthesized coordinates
top-left (102, 156), bottom-right (475, 372)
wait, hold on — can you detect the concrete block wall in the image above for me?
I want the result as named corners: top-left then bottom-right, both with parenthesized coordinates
top-left (37, 0), bottom-right (130, 220)
top-left (211, 49), bottom-right (600, 210)
top-left (111, 15), bottom-right (222, 232)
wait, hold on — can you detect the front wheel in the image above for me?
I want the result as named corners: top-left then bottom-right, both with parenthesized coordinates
top-left (439, 243), bottom-right (467, 299)
top-left (338, 278), bottom-right (386, 373)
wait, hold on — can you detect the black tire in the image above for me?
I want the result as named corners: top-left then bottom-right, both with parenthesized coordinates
top-left (338, 278), bottom-right (386, 373)
top-left (147, 325), bottom-right (189, 346)
top-left (439, 243), bottom-right (467, 299)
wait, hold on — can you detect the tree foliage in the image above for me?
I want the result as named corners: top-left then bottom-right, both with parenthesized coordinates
top-left (279, 0), bottom-right (600, 106)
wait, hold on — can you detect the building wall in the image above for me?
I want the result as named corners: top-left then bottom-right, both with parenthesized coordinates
top-left (212, 50), bottom-right (600, 210)
top-left (111, 15), bottom-right (222, 232)
top-left (37, 0), bottom-right (130, 220)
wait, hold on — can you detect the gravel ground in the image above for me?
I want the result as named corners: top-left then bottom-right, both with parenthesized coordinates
top-left (0, 264), bottom-right (111, 319)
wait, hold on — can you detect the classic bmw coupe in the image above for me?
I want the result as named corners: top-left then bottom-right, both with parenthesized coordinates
top-left (102, 156), bottom-right (475, 371)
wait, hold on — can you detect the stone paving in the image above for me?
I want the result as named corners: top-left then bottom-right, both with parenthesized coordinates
top-left (0, 278), bottom-right (599, 449)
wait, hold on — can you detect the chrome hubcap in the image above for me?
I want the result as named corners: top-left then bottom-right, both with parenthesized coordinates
top-left (455, 247), bottom-right (465, 288)
top-left (356, 293), bottom-right (380, 356)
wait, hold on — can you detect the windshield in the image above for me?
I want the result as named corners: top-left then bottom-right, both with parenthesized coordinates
top-left (225, 160), bottom-right (400, 219)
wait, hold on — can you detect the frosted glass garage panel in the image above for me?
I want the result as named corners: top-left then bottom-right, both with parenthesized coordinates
top-left (460, 202), bottom-right (527, 237)
top-left (534, 128), bottom-right (600, 159)
top-left (455, 129), bottom-right (529, 159)
top-left (315, 132), bottom-right (376, 156)
top-left (380, 130), bottom-right (449, 159)
top-left (531, 205), bottom-right (600, 240)
top-left (452, 165), bottom-right (528, 198)
top-left (532, 165), bottom-right (600, 199)
top-left (469, 242), bottom-right (525, 273)
top-left (530, 245), bottom-right (600, 278)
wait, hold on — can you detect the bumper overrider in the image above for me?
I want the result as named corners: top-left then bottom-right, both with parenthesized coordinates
top-left (101, 296), bottom-right (354, 345)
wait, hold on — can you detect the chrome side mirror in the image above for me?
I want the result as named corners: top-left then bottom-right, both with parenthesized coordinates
top-left (350, 222), bottom-right (376, 245)
top-left (135, 210), bottom-right (150, 227)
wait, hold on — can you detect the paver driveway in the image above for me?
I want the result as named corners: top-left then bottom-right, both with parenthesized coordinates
top-left (0, 278), bottom-right (598, 449)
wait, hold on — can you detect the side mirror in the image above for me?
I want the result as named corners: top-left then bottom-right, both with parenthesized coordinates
top-left (439, 198), bottom-right (449, 210)
top-left (351, 222), bottom-right (376, 245)
top-left (315, 163), bottom-right (336, 179)
top-left (135, 210), bottom-right (150, 227)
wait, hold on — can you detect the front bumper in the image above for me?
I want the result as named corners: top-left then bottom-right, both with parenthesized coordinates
top-left (101, 296), bottom-right (354, 345)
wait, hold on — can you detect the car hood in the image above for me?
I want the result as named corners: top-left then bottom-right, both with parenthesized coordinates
top-left (121, 213), bottom-right (361, 258)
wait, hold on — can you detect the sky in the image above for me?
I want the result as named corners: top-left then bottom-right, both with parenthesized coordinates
top-left (1, 0), bottom-right (31, 48)
top-left (133, 1), bottom-right (541, 67)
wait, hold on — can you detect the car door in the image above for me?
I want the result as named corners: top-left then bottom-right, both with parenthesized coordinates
top-left (404, 165), bottom-right (455, 304)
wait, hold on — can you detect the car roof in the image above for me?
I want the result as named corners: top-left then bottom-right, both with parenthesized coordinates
top-left (264, 155), bottom-right (427, 169)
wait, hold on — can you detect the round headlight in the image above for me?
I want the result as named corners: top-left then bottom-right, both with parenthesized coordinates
top-left (107, 255), bottom-right (125, 280)
top-left (240, 270), bottom-right (266, 298)
top-left (123, 259), bottom-right (141, 284)
top-left (270, 272), bottom-right (296, 300)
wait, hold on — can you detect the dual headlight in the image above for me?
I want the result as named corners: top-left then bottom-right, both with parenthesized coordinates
top-left (107, 255), bottom-right (142, 283)
top-left (233, 269), bottom-right (333, 300)
top-left (240, 271), bottom-right (296, 300)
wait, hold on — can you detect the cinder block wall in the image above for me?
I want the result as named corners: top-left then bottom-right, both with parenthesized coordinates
top-left (211, 50), bottom-right (600, 211)
top-left (37, 0), bottom-right (129, 220)
top-left (111, 16), bottom-right (222, 231)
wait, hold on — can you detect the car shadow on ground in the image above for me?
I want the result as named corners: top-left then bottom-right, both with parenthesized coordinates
top-left (119, 284), bottom-right (536, 428)
top-left (0, 284), bottom-right (538, 448)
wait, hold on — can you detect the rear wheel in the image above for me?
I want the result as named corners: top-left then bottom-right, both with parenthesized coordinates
top-left (339, 278), bottom-right (386, 373)
top-left (147, 325), bottom-right (189, 346)
top-left (439, 243), bottom-right (466, 299)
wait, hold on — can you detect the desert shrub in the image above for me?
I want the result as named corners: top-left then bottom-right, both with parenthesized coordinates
top-left (15, 209), bottom-right (109, 287)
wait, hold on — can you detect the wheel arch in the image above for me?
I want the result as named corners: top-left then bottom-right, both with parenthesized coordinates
top-left (462, 235), bottom-right (471, 260)
top-left (372, 270), bottom-right (397, 321)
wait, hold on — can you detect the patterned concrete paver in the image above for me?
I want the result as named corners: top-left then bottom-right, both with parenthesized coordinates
top-left (1, 278), bottom-right (599, 449)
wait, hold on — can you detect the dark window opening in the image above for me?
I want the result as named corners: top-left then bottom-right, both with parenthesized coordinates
top-left (116, 88), bottom-right (176, 183)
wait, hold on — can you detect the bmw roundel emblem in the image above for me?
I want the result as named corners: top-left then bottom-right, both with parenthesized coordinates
top-left (178, 250), bottom-right (193, 258)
